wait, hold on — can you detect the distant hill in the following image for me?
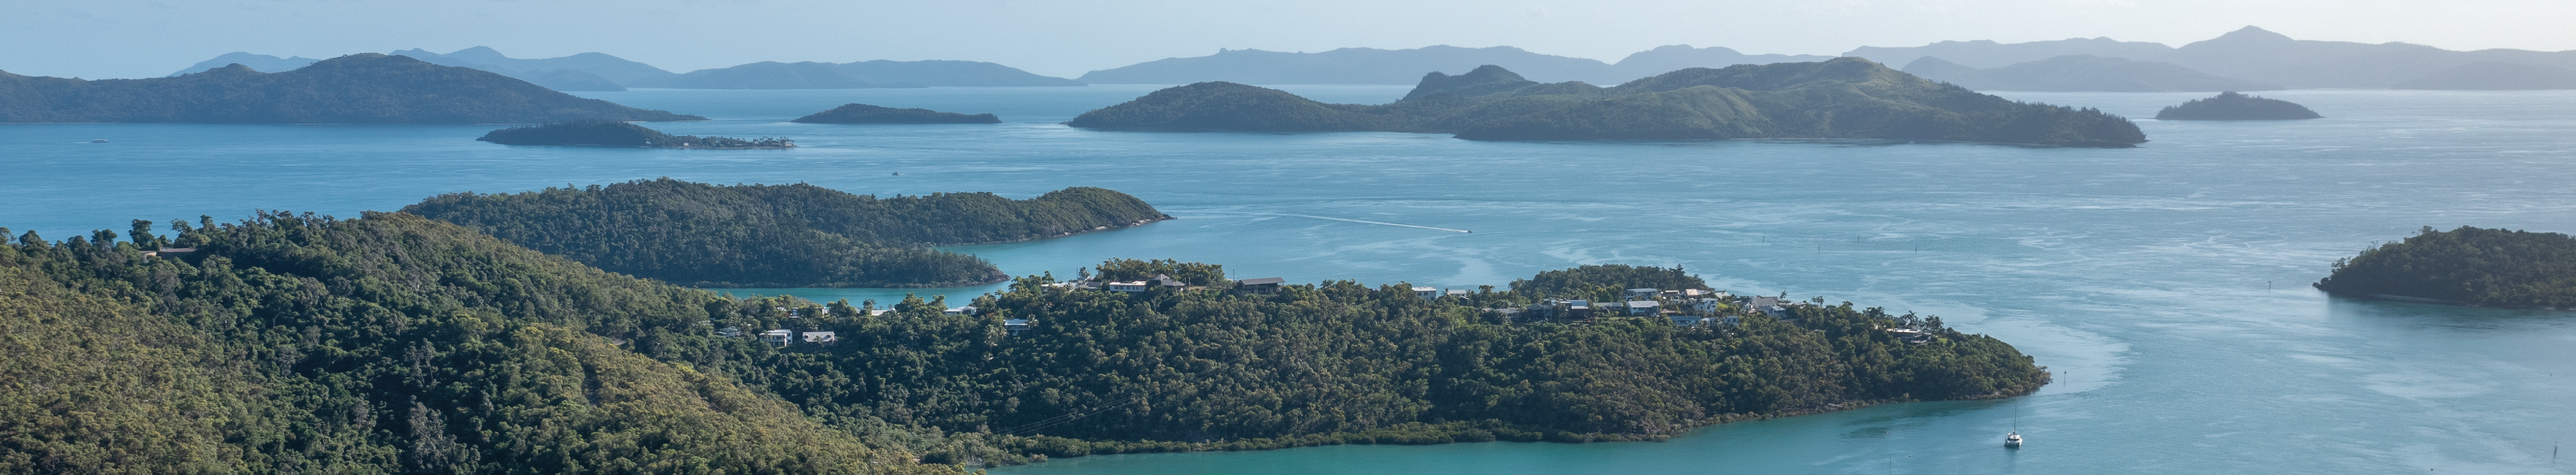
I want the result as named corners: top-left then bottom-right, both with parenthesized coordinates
top-left (391, 47), bottom-right (675, 91)
top-left (168, 52), bottom-right (321, 75)
top-left (2392, 62), bottom-right (2576, 90)
top-left (1847, 37), bottom-right (2179, 69)
top-left (792, 103), bottom-right (1002, 124)
top-left (478, 121), bottom-right (793, 148)
top-left (1903, 55), bottom-right (2282, 91)
top-left (2153, 92), bottom-right (2321, 120)
top-left (0, 54), bottom-right (702, 123)
top-left (1077, 45), bottom-right (1830, 85)
top-left (1070, 59), bottom-right (2147, 147)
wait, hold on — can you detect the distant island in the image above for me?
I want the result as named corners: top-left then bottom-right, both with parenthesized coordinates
top-left (1076, 44), bottom-right (1834, 85)
top-left (2154, 92), bottom-right (2321, 120)
top-left (477, 121), bottom-right (793, 148)
top-left (2315, 226), bottom-right (2576, 309)
top-left (400, 179), bottom-right (1170, 287)
top-left (0, 54), bottom-right (700, 123)
top-left (1070, 58), bottom-right (2148, 147)
top-left (792, 103), bottom-right (1002, 124)
top-left (1901, 55), bottom-right (2282, 92)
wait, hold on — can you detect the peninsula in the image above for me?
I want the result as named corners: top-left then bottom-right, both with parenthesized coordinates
top-left (476, 121), bottom-right (793, 148)
top-left (2154, 91), bottom-right (2321, 120)
top-left (792, 103), bottom-right (1003, 124)
top-left (1069, 58), bottom-right (2147, 147)
top-left (0, 221), bottom-right (2048, 471)
top-left (2314, 226), bottom-right (2576, 309)
top-left (400, 179), bottom-right (1169, 287)
top-left (0, 53), bottom-right (701, 123)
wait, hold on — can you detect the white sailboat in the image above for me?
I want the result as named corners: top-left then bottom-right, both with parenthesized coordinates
top-left (2005, 400), bottom-right (2025, 448)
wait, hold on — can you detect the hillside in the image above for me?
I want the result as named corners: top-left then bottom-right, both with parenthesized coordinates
top-left (793, 103), bottom-right (1004, 124)
top-left (168, 51), bottom-right (322, 75)
top-left (1848, 26), bottom-right (2576, 89)
top-left (0, 54), bottom-right (702, 123)
top-left (1903, 55), bottom-right (2282, 91)
top-left (2153, 92), bottom-right (2321, 120)
top-left (2315, 226), bottom-right (2576, 308)
top-left (478, 121), bottom-right (795, 148)
top-left (0, 217), bottom-right (2048, 469)
top-left (1078, 45), bottom-right (1831, 85)
top-left (1072, 58), bottom-right (2147, 147)
top-left (400, 179), bottom-right (1168, 287)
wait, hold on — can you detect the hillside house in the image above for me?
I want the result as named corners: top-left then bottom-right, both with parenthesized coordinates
top-left (1412, 286), bottom-right (1439, 298)
top-left (758, 329), bottom-right (795, 347)
top-left (1626, 288), bottom-right (1659, 299)
top-left (801, 331), bottom-right (838, 346)
top-left (1107, 281), bottom-right (1148, 292)
top-left (944, 306), bottom-right (979, 316)
top-left (1236, 277), bottom-right (1286, 294)
top-left (1004, 319), bottom-right (1034, 336)
top-left (1625, 300), bottom-right (1659, 316)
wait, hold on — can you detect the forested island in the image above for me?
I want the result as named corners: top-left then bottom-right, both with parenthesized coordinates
top-left (2314, 226), bottom-right (2576, 309)
top-left (400, 179), bottom-right (1169, 287)
top-left (2153, 91), bottom-right (2321, 120)
top-left (476, 120), bottom-right (794, 148)
top-left (1068, 58), bottom-right (2147, 147)
top-left (0, 54), bottom-right (700, 123)
top-left (0, 218), bottom-right (2047, 471)
top-left (793, 103), bottom-right (1004, 124)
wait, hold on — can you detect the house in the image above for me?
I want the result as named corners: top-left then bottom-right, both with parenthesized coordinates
top-left (142, 247), bottom-right (196, 258)
top-left (801, 331), bottom-right (838, 346)
top-left (1491, 308), bottom-right (1524, 322)
top-left (1625, 300), bottom-right (1659, 316)
top-left (1626, 288), bottom-right (1659, 299)
top-left (1236, 277), bottom-right (1287, 294)
top-left (943, 306), bottom-right (979, 316)
top-left (1004, 318), bottom-right (1034, 336)
top-left (758, 329), bottom-right (796, 346)
top-left (1672, 315), bottom-right (1709, 327)
top-left (1152, 274), bottom-right (1188, 288)
top-left (1741, 296), bottom-right (1782, 308)
top-left (1107, 281), bottom-right (1149, 292)
top-left (1563, 299), bottom-right (1593, 316)
top-left (1412, 286), bottom-right (1438, 299)
top-left (866, 309), bottom-right (893, 316)
top-left (1690, 298), bottom-right (1724, 313)
top-left (1445, 289), bottom-right (1470, 299)
top-left (716, 326), bottom-right (744, 338)
top-left (1523, 303), bottom-right (1556, 319)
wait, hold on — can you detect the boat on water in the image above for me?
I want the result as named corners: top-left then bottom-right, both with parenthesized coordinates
top-left (2005, 431), bottom-right (2023, 448)
top-left (89, 139), bottom-right (108, 143)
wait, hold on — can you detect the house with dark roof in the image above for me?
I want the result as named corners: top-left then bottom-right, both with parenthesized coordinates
top-left (1236, 277), bottom-right (1286, 294)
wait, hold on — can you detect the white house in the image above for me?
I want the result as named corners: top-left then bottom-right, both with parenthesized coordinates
top-left (1412, 286), bottom-right (1439, 298)
top-left (758, 329), bottom-right (796, 346)
top-left (1107, 281), bottom-right (1149, 292)
top-left (801, 331), bottom-right (838, 346)
top-left (1625, 300), bottom-right (1659, 316)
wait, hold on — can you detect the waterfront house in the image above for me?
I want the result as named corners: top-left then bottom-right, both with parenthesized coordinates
top-left (1236, 277), bottom-right (1286, 294)
top-left (801, 331), bottom-right (838, 346)
top-left (758, 329), bottom-right (795, 346)
top-left (1625, 300), bottom-right (1659, 316)
top-left (1107, 281), bottom-right (1149, 292)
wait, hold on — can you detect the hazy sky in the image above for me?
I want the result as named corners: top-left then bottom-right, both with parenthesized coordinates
top-left (7, 0), bottom-right (2574, 79)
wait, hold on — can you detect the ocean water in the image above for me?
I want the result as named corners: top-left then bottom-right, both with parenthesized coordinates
top-left (5, 86), bottom-right (2575, 474)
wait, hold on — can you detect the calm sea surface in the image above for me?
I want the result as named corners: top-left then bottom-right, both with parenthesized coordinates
top-left (5, 85), bottom-right (2574, 474)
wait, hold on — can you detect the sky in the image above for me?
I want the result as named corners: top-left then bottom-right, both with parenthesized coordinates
top-left (5, 0), bottom-right (2575, 79)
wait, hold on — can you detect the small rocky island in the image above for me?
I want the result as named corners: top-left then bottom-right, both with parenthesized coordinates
top-left (476, 120), bottom-right (793, 148)
top-left (2314, 226), bottom-right (2576, 309)
top-left (2153, 91), bottom-right (2321, 120)
top-left (791, 103), bottom-right (1002, 124)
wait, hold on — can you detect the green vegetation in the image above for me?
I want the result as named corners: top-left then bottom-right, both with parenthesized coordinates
top-left (2153, 91), bottom-right (2321, 120)
top-left (0, 216), bottom-right (2045, 471)
top-left (476, 120), bottom-right (794, 148)
top-left (400, 179), bottom-right (1169, 287)
top-left (792, 104), bottom-right (1003, 124)
top-left (2315, 226), bottom-right (2576, 308)
top-left (1069, 58), bottom-right (2147, 147)
top-left (0, 54), bottom-right (701, 123)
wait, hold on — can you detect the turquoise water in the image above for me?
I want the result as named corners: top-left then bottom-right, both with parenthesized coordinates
top-left (6, 87), bottom-right (2575, 474)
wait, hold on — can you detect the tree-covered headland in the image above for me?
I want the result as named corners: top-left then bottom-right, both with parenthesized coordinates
top-left (0, 217), bottom-right (2047, 471)
top-left (401, 179), bottom-right (1171, 287)
top-left (2315, 226), bottom-right (2576, 308)
top-left (476, 120), bottom-right (794, 148)
top-left (1068, 58), bottom-right (2147, 147)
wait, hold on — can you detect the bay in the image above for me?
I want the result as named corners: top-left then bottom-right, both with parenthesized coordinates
top-left (3, 86), bottom-right (2572, 474)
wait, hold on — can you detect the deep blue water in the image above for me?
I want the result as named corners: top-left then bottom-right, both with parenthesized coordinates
top-left (5, 86), bottom-right (2574, 474)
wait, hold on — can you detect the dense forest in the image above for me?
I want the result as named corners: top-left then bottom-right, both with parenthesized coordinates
top-left (792, 103), bottom-right (1003, 124)
top-left (2314, 226), bottom-right (2576, 308)
top-left (2153, 91), bottom-right (2321, 120)
top-left (1068, 58), bottom-right (2147, 147)
top-left (400, 179), bottom-right (1169, 287)
top-left (0, 54), bottom-right (700, 123)
top-left (476, 121), bottom-right (794, 148)
top-left (0, 218), bottom-right (2046, 472)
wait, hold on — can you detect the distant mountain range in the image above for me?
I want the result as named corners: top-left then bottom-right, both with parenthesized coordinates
top-left (1076, 45), bottom-right (1834, 85)
top-left (1850, 26), bottom-right (2576, 90)
top-left (171, 47), bottom-right (1083, 91)
top-left (1902, 55), bottom-right (2281, 92)
top-left (9, 54), bottom-right (699, 123)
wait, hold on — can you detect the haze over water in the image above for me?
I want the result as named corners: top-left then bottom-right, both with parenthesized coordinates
top-left (6, 86), bottom-right (2574, 474)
